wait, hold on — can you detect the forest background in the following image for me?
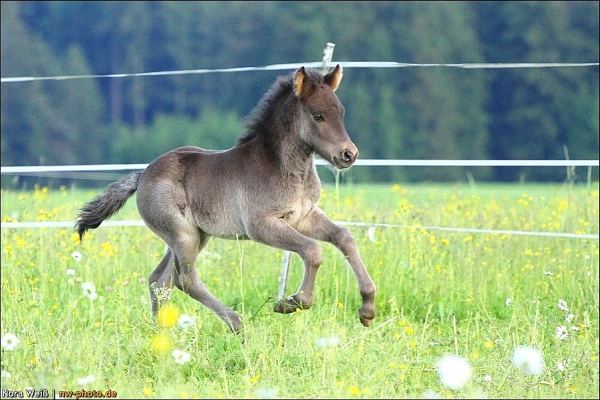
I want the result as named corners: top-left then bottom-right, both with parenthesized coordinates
top-left (1, 1), bottom-right (598, 185)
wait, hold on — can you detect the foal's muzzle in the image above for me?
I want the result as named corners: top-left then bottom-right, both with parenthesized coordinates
top-left (333, 147), bottom-right (358, 169)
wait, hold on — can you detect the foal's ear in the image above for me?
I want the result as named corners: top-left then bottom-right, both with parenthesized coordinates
top-left (324, 64), bottom-right (343, 92)
top-left (294, 66), bottom-right (311, 98)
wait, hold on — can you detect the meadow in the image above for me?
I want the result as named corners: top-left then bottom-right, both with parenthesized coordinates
top-left (1, 181), bottom-right (598, 398)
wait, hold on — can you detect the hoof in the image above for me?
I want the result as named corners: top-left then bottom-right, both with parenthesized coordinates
top-left (274, 296), bottom-right (311, 314)
top-left (224, 314), bottom-right (243, 334)
top-left (230, 323), bottom-right (244, 334)
top-left (359, 314), bottom-right (374, 327)
top-left (359, 306), bottom-right (375, 327)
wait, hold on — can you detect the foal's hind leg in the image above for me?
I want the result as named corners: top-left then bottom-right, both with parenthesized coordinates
top-left (148, 247), bottom-right (177, 314)
top-left (168, 229), bottom-right (243, 333)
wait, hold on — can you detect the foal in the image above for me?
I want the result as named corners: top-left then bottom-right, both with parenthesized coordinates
top-left (76, 65), bottom-right (376, 332)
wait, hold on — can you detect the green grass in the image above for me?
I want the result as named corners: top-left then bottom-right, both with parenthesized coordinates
top-left (1, 182), bottom-right (598, 398)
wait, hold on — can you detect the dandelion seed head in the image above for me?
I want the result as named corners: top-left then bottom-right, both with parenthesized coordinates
top-left (436, 355), bottom-right (472, 390)
top-left (178, 314), bottom-right (195, 329)
top-left (172, 349), bottom-right (191, 364)
top-left (77, 375), bottom-right (95, 385)
top-left (512, 345), bottom-right (544, 375)
top-left (328, 335), bottom-right (340, 347)
top-left (71, 251), bottom-right (82, 262)
top-left (1, 333), bottom-right (20, 351)
top-left (422, 389), bottom-right (442, 399)
top-left (255, 388), bottom-right (278, 399)
top-left (316, 335), bottom-right (340, 348)
top-left (81, 281), bottom-right (97, 300)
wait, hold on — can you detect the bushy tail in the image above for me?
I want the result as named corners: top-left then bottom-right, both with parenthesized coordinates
top-left (75, 172), bottom-right (142, 240)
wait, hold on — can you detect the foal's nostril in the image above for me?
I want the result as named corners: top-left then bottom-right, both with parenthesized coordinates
top-left (342, 150), bottom-right (354, 163)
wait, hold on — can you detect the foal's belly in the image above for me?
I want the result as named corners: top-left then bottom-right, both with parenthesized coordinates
top-left (191, 203), bottom-right (249, 240)
top-left (200, 220), bottom-right (250, 241)
top-left (193, 197), bottom-right (316, 240)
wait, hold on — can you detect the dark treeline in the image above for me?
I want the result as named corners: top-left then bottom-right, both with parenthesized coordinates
top-left (1, 1), bottom-right (598, 186)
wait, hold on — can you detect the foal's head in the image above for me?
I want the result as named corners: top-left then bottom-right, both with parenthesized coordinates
top-left (294, 65), bottom-right (358, 169)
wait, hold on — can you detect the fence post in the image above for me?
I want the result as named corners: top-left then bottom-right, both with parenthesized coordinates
top-left (276, 250), bottom-right (292, 302)
top-left (322, 42), bottom-right (336, 73)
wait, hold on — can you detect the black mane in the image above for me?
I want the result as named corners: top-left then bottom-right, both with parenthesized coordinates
top-left (236, 73), bottom-right (295, 146)
top-left (237, 68), bottom-right (326, 146)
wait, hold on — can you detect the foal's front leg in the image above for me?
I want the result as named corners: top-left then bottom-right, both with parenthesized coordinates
top-left (248, 217), bottom-right (323, 313)
top-left (298, 209), bottom-right (376, 327)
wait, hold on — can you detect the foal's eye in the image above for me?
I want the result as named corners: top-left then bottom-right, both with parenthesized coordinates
top-left (313, 113), bottom-right (324, 122)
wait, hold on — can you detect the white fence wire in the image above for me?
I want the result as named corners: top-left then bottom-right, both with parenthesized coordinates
top-left (1, 219), bottom-right (597, 240)
top-left (2, 61), bottom-right (598, 83)
top-left (1, 159), bottom-right (599, 175)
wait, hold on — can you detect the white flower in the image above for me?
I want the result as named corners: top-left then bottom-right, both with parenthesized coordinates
top-left (484, 375), bottom-right (492, 383)
top-left (565, 313), bottom-right (574, 323)
top-left (81, 282), bottom-right (98, 301)
top-left (1, 333), bottom-right (20, 351)
top-left (178, 314), bottom-right (195, 329)
top-left (571, 325), bottom-right (581, 331)
top-left (557, 299), bottom-right (569, 313)
top-left (436, 355), bottom-right (472, 390)
top-left (557, 361), bottom-right (568, 372)
top-left (512, 345), bottom-right (544, 375)
top-left (255, 388), bottom-right (279, 398)
top-left (77, 375), bottom-right (95, 385)
top-left (556, 325), bottom-right (569, 340)
top-left (316, 335), bottom-right (340, 348)
top-left (544, 271), bottom-right (554, 276)
top-left (505, 298), bottom-right (513, 307)
top-left (422, 389), bottom-right (443, 399)
top-left (172, 349), bottom-right (191, 364)
top-left (1, 370), bottom-right (11, 378)
top-left (66, 269), bottom-right (76, 276)
top-left (71, 251), bottom-right (83, 262)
